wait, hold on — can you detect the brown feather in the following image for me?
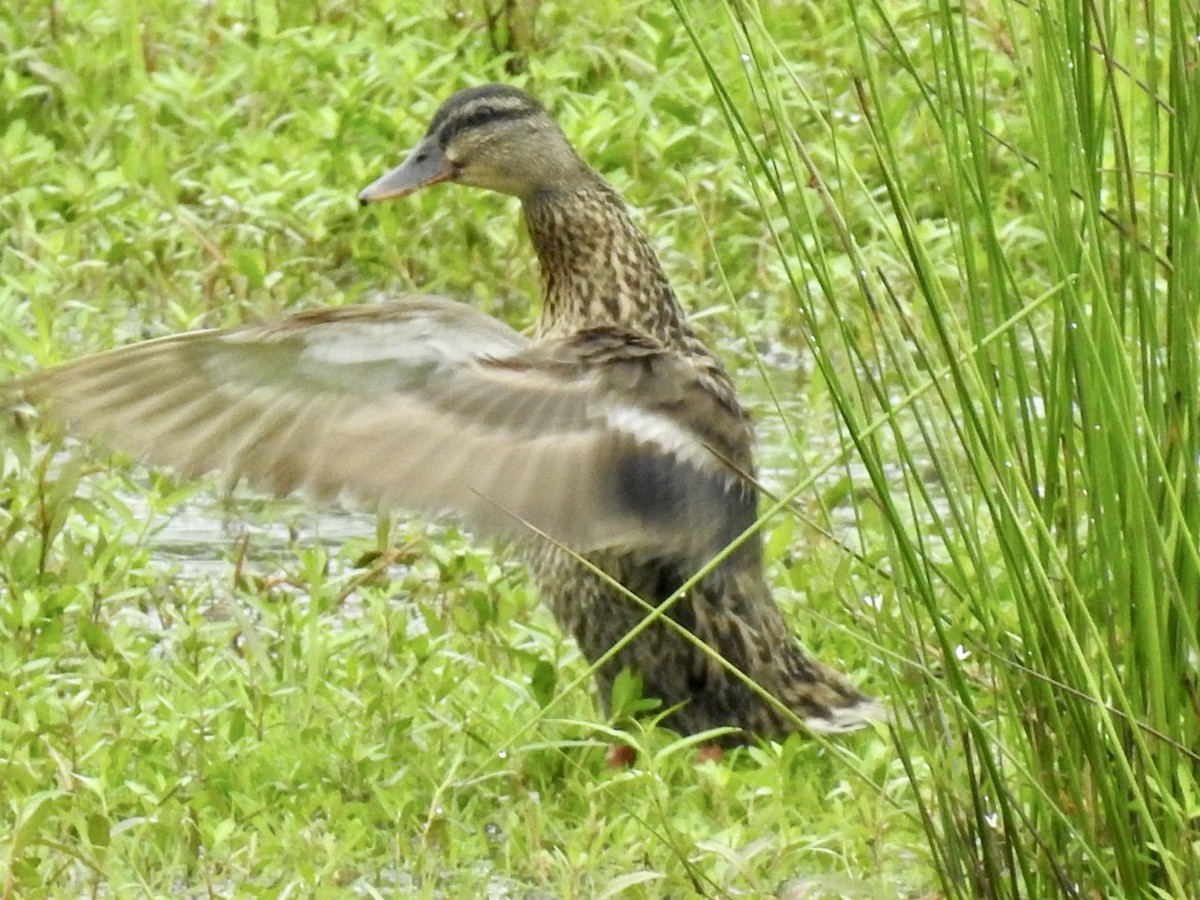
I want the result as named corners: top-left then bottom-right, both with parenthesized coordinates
top-left (12, 297), bottom-right (742, 558)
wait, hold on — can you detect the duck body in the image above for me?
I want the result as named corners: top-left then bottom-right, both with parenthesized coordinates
top-left (10, 83), bottom-right (881, 743)
top-left (517, 156), bottom-right (871, 738)
top-left (477, 89), bottom-right (873, 737)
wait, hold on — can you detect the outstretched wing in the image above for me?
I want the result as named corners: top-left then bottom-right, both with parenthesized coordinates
top-left (8, 295), bottom-right (753, 555)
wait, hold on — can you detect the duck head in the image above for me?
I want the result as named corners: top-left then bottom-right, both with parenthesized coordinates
top-left (358, 84), bottom-right (593, 203)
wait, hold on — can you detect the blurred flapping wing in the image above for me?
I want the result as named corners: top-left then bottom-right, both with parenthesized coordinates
top-left (9, 295), bottom-right (749, 556)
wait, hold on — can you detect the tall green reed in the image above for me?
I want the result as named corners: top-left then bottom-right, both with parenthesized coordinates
top-left (678, 0), bottom-right (1200, 895)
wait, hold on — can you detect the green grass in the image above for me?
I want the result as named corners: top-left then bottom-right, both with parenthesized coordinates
top-left (2, 0), bottom-right (1197, 897)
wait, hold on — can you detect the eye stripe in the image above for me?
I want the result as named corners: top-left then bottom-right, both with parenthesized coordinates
top-left (428, 84), bottom-right (538, 126)
top-left (437, 104), bottom-right (540, 148)
top-left (425, 84), bottom-right (546, 145)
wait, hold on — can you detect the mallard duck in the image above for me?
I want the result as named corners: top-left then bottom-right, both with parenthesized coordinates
top-left (7, 84), bottom-right (883, 746)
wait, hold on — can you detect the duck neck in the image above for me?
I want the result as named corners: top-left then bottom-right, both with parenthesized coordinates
top-left (522, 184), bottom-right (692, 346)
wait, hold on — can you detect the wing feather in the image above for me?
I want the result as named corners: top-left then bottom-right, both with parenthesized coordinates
top-left (7, 295), bottom-right (751, 554)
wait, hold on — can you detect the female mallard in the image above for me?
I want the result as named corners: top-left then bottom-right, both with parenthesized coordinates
top-left (9, 84), bottom-right (883, 747)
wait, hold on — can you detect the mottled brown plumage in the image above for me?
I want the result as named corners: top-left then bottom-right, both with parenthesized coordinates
top-left (360, 84), bottom-right (882, 738)
top-left (8, 83), bottom-right (883, 743)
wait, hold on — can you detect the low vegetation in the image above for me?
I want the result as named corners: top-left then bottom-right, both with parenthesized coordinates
top-left (2, 0), bottom-right (1195, 896)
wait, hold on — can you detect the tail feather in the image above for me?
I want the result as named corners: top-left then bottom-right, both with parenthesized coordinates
top-left (802, 695), bottom-right (889, 734)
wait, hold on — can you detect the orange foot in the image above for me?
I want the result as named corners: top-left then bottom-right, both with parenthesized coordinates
top-left (695, 744), bottom-right (724, 765)
top-left (605, 744), bottom-right (637, 768)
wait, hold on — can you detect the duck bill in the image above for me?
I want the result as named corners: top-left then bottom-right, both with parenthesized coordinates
top-left (358, 136), bottom-right (454, 204)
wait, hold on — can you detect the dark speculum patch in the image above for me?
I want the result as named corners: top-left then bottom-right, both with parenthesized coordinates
top-left (612, 449), bottom-right (742, 548)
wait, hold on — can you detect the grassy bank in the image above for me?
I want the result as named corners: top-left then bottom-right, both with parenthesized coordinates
top-left (2, 0), bottom-right (1196, 896)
